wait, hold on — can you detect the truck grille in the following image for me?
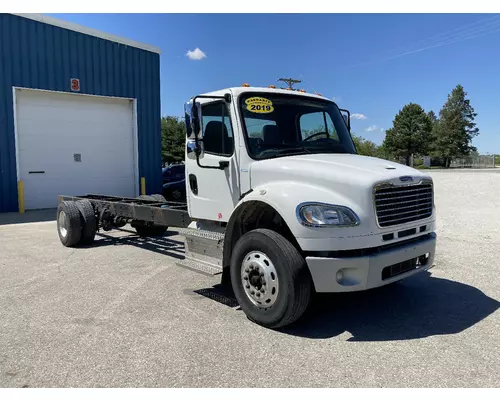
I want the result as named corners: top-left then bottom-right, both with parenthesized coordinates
top-left (374, 181), bottom-right (433, 227)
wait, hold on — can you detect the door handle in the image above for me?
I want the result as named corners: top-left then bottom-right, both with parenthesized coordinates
top-left (29, 171), bottom-right (45, 174)
top-left (189, 174), bottom-right (198, 195)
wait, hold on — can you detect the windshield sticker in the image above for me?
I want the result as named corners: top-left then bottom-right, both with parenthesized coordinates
top-left (245, 97), bottom-right (274, 114)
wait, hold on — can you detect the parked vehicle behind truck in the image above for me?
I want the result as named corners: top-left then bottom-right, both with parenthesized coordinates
top-left (56, 85), bottom-right (437, 329)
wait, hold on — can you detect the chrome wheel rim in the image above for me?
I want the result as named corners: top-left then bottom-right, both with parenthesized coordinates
top-left (241, 251), bottom-right (279, 308)
top-left (58, 211), bottom-right (68, 238)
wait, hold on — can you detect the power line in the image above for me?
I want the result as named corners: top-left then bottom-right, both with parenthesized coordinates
top-left (346, 14), bottom-right (500, 69)
top-left (383, 14), bottom-right (500, 57)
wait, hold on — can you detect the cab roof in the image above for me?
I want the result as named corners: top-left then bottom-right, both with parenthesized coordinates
top-left (197, 86), bottom-right (334, 103)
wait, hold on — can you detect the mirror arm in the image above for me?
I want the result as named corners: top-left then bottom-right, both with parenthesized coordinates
top-left (339, 108), bottom-right (351, 131)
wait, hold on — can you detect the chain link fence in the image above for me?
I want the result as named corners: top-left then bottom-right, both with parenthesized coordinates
top-left (391, 155), bottom-right (497, 169)
top-left (449, 155), bottom-right (496, 168)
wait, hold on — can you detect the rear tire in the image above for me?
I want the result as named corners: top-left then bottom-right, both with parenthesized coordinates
top-left (76, 199), bottom-right (97, 245)
top-left (230, 229), bottom-right (312, 329)
top-left (132, 194), bottom-right (168, 236)
top-left (138, 194), bottom-right (166, 202)
top-left (57, 201), bottom-right (82, 247)
top-left (149, 194), bottom-right (167, 202)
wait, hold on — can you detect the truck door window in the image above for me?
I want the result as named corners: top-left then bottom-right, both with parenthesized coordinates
top-left (299, 112), bottom-right (339, 142)
top-left (202, 102), bottom-right (234, 157)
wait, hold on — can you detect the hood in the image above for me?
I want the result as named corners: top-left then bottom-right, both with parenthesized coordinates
top-left (250, 153), bottom-right (430, 188)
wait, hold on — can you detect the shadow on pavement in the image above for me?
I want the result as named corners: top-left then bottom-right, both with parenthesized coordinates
top-left (0, 209), bottom-right (57, 226)
top-left (93, 229), bottom-right (186, 260)
top-left (281, 270), bottom-right (499, 341)
top-left (75, 228), bottom-right (499, 342)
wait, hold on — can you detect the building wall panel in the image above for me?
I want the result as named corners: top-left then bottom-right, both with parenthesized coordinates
top-left (0, 13), bottom-right (161, 212)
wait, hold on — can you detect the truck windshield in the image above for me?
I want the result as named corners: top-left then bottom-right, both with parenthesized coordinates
top-left (239, 92), bottom-right (357, 159)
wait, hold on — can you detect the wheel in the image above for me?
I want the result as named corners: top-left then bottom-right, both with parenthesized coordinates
top-left (138, 194), bottom-right (165, 202)
top-left (149, 194), bottom-right (167, 202)
top-left (230, 229), bottom-right (312, 329)
top-left (171, 188), bottom-right (184, 200)
top-left (76, 199), bottom-right (97, 244)
top-left (57, 201), bottom-right (82, 247)
top-left (133, 195), bottom-right (168, 236)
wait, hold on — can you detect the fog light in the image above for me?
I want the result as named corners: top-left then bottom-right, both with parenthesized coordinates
top-left (336, 269), bottom-right (344, 283)
top-left (418, 253), bottom-right (430, 266)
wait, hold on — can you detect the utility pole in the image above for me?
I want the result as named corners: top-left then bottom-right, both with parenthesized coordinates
top-left (278, 77), bottom-right (302, 90)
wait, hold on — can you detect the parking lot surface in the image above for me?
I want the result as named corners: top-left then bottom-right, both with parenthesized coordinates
top-left (0, 171), bottom-right (499, 388)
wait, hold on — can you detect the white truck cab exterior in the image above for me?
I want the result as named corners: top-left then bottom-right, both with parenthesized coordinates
top-left (182, 86), bottom-right (437, 328)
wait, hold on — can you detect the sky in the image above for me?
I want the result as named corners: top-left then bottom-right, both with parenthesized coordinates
top-left (48, 13), bottom-right (500, 153)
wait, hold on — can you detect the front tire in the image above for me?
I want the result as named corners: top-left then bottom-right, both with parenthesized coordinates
top-left (230, 229), bottom-right (312, 329)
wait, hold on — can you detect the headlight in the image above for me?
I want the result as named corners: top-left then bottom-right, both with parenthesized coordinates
top-left (296, 203), bottom-right (360, 227)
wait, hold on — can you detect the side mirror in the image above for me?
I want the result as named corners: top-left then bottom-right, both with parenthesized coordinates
top-left (184, 101), bottom-right (203, 138)
top-left (186, 139), bottom-right (203, 160)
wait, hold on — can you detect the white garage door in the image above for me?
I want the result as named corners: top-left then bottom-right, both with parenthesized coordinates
top-left (15, 88), bottom-right (137, 210)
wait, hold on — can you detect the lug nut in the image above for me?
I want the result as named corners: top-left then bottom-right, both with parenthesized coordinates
top-left (250, 265), bottom-right (254, 270)
top-left (243, 275), bottom-right (248, 280)
top-left (251, 290), bottom-right (255, 295)
top-left (256, 293), bottom-right (260, 297)
top-left (246, 284), bottom-right (250, 289)
top-left (245, 268), bottom-right (249, 273)
top-left (260, 272), bottom-right (265, 277)
top-left (260, 288), bottom-right (265, 293)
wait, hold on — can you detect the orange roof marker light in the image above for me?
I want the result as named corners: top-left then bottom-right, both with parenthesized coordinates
top-left (299, 89), bottom-right (306, 93)
top-left (242, 83), bottom-right (250, 87)
top-left (268, 85), bottom-right (276, 88)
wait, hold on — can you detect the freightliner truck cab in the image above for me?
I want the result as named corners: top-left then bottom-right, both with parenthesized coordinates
top-left (179, 84), bottom-right (437, 328)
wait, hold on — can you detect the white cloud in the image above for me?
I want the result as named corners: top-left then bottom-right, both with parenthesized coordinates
top-left (365, 125), bottom-right (378, 132)
top-left (186, 47), bottom-right (207, 61)
top-left (351, 113), bottom-right (367, 120)
top-left (380, 128), bottom-right (385, 132)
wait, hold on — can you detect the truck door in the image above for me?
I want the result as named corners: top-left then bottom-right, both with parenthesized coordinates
top-left (185, 100), bottom-right (240, 222)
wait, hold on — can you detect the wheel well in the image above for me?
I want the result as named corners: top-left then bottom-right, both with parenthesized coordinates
top-left (221, 201), bottom-right (300, 284)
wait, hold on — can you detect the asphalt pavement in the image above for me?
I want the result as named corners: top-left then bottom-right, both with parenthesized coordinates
top-left (0, 171), bottom-right (499, 387)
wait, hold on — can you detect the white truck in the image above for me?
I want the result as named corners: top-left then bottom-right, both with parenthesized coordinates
top-left (56, 85), bottom-right (437, 329)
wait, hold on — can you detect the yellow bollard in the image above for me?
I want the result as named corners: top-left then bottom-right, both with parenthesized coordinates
top-left (140, 177), bottom-right (146, 195)
top-left (18, 180), bottom-right (25, 214)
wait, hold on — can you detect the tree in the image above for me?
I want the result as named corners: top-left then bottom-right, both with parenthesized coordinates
top-left (161, 116), bottom-right (186, 165)
top-left (432, 84), bottom-right (479, 167)
top-left (382, 103), bottom-right (433, 166)
top-left (427, 110), bottom-right (438, 135)
top-left (351, 134), bottom-right (380, 157)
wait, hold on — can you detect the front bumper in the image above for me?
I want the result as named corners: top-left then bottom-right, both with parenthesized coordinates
top-left (305, 233), bottom-right (436, 292)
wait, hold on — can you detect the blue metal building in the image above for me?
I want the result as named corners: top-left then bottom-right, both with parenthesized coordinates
top-left (0, 13), bottom-right (161, 213)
